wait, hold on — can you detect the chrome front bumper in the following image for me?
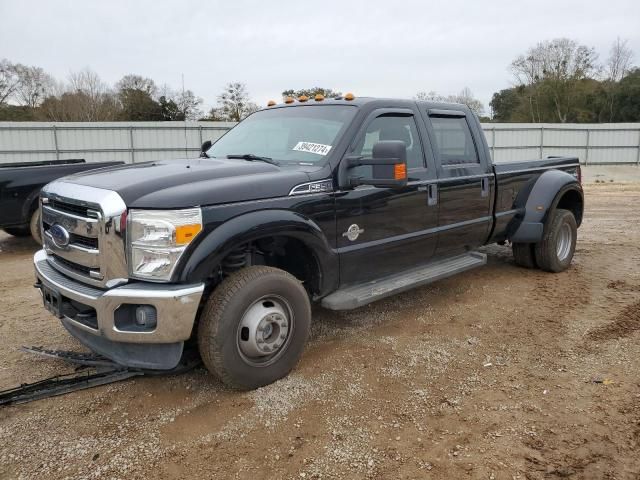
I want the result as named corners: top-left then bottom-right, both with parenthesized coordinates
top-left (33, 249), bottom-right (204, 344)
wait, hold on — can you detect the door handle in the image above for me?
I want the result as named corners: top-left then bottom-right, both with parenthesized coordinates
top-left (481, 177), bottom-right (489, 198)
top-left (427, 184), bottom-right (438, 206)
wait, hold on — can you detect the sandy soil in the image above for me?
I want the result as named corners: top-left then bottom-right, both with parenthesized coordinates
top-left (0, 182), bottom-right (639, 480)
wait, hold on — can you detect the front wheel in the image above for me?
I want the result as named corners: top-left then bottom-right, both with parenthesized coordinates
top-left (197, 266), bottom-right (311, 390)
top-left (534, 208), bottom-right (577, 273)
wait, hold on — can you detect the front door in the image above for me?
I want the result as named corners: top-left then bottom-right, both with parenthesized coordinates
top-left (335, 109), bottom-right (438, 286)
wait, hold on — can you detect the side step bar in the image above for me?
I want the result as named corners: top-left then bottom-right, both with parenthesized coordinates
top-left (0, 347), bottom-right (200, 406)
top-left (321, 252), bottom-right (487, 310)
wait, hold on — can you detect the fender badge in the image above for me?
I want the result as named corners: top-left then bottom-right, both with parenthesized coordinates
top-left (343, 224), bottom-right (364, 242)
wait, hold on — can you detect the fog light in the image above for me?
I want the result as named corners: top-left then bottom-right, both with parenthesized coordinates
top-left (135, 305), bottom-right (157, 328)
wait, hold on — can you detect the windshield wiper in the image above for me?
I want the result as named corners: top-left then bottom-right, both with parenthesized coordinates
top-left (226, 154), bottom-right (279, 166)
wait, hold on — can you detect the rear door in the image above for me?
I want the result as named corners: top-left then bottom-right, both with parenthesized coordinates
top-left (423, 109), bottom-right (494, 256)
top-left (335, 108), bottom-right (438, 285)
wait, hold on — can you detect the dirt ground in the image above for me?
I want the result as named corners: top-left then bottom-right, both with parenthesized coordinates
top-left (0, 180), bottom-right (639, 480)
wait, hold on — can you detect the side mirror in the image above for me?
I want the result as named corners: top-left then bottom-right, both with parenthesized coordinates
top-left (346, 140), bottom-right (408, 189)
top-left (200, 140), bottom-right (212, 158)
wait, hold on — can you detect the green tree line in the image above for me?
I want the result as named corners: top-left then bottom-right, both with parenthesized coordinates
top-left (490, 38), bottom-right (638, 122)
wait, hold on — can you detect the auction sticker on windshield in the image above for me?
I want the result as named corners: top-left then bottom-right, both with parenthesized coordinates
top-left (293, 142), bottom-right (332, 156)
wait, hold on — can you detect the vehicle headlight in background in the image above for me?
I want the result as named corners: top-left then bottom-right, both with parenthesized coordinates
top-left (128, 208), bottom-right (202, 281)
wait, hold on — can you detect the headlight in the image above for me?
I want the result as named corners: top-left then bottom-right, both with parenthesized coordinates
top-left (128, 208), bottom-right (202, 281)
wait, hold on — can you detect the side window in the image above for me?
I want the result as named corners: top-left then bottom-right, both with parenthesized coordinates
top-left (429, 116), bottom-right (479, 165)
top-left (353, 114), bottom-right (425, 170)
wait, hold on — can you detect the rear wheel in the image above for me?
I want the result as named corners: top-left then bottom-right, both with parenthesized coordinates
top-left (197, 266), bottom-right (311, 390)
top-left (534, 208), bottom-right (577, 273)
top-left (512, 242), bottom-right (536, 268)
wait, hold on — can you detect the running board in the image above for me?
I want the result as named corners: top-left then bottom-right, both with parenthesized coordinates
top-left (321, 252), bottom-right (487, 310)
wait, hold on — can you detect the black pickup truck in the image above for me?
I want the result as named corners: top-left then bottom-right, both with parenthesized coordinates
top-left (0, 159), bottom-right (122, 243)
top-left (33, 96), bottom-right (583, 389)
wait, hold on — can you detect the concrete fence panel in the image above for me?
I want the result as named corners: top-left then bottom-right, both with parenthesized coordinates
top-left (1, 121), bottom-right (639, 165)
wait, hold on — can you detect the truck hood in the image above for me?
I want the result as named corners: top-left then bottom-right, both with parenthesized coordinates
top-left (61, 158), bottom-right (313, 208)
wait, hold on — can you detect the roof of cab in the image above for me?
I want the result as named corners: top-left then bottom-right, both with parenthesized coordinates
top-left (262, 96), bottom-right (470, 113)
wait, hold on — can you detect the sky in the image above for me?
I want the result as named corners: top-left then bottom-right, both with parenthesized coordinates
top-left (1, 0), bottom-right (639, 116)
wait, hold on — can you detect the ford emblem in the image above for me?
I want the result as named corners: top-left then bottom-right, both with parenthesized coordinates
top-left (49, 224), bottom-right (70, 248)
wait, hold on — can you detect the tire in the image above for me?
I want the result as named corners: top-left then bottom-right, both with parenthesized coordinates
top-left (29, 208), bottom-right (42, 245)
top-left (197, 266), bottom-right (311, 390)
top-left (534, 208), bottom-right (577, 273)
top-left (3, 226), bottom-right (30, 237)
top-left (512, 242), bottom-right (537, 268)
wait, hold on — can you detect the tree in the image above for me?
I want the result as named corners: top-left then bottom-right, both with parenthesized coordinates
top-left (450, 87), bottom-right (485, 116)
top-left (601, 38), bottom-right (635, 121)
top-left (115, 74), bottom-right (162, 120)
top-left (12, 64), bottom-right (55, 108)
top-left (510, 38), bottom-right (599, 122)
top-left (606, 37), bottom-right (634, 82)
top-left (40, 69), bottom-right (120, 121)
top-left (214, 82), bottom-right (258, 122)
top-left (489, 88), bottom-right (521, 121)
top-left (0, 59), bottom-right (20, 105)
top-left (175, 89), bottom-right (203, 120)
top-left (158, 95), bottom-right (184, 120)
top-left (281, 87), bottom-right (342, 99)
top-left (414, 91), bottom-right (446, 102)
top-left (414, 87), bottom-right (485, 116)
top-left (614, 68), bottom-right (640, 121)
top-left (115, 74), bottom-right (157, 97)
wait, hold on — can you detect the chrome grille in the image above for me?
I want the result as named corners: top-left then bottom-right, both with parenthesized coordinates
top-left (48, 199), bottom-right (92, 217)
top-left (50, 255), bottom-right (93, 275)
top-left (40, 181), bottom-right (129, 289)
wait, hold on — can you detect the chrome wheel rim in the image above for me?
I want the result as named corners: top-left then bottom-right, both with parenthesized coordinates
top-left (237, 295), bottom-right (293, 366)
top-left (556, 223), bottom-right (572, 262)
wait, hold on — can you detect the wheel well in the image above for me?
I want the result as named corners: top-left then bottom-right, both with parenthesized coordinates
top-left (556, 189), bottom-right (583, 227)
top-left (218, 236), bottom-right (322, 296)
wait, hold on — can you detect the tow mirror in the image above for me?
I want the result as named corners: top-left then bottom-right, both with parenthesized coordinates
top-left (346, 140), bottom-right (408, 189)
top-left (200, 140), bottom-right (212, 158)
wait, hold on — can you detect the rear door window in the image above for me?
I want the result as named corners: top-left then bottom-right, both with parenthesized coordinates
top-left (429, 116), bottom-right (479, 165)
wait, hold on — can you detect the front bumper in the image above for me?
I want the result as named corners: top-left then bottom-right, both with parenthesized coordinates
top-left (33, 249), bottom-right (204, 369)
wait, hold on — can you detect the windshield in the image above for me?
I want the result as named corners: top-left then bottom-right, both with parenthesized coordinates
top-left (206, 105), bottom-right (357, 165)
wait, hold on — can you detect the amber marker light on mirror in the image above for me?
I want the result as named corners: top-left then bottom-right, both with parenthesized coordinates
top-left (394, 163), bottom-right (407, 180)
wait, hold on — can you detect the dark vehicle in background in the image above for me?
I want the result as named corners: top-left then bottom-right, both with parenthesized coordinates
top-left (0, 159), bottom-right (122, 243)
top-left (33, 96), bottom-right (583, 390)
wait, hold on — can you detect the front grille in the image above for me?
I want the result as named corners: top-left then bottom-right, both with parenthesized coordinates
top-left (43, 222), bottom-right (99, 250)
top-left (52, 254), bottom-right (93, 275)
top-left (41, 185), bottom-right (128, 288)
top-left (48, 199), bottom-right (93, 217)
top-left (70, 233), bottom-right (99, 249)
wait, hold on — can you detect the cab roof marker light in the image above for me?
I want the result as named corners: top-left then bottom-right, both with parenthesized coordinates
top-left (314, 94), bottom-right (324, 101)
top-left (267, 100), bottom-right (276, 107)
top-left (284, 96), bottom-right (294, 104)
top-left (298, 95), bottom-right (309, 102)
top-left (344, 92), bottom-right (355, 101)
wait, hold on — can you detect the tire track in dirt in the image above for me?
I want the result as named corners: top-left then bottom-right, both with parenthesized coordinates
top-left (585, 300), bottom-right (640, 342)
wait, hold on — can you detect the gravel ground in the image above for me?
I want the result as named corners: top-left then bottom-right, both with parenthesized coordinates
top-left (0, 181), bottom-right (639, 479)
